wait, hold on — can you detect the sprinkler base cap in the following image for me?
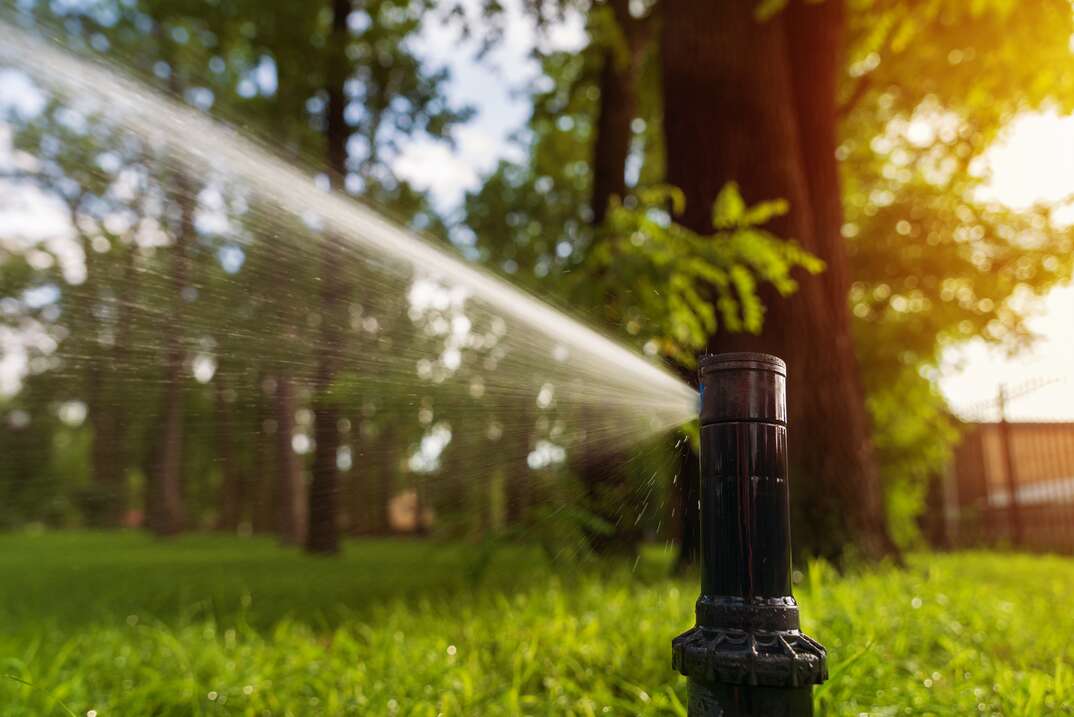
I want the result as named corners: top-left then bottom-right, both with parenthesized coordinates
top-left (672, 624), bottom-right (827, 688)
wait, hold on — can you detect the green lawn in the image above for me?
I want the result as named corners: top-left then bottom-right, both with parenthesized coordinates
top-left (0, 533), bottom-right (1072, 716)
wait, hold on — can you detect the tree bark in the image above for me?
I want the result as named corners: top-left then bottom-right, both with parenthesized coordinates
top-left (77, 219), bottom-right (121, 526)
top-left (350, 421), bottom-right (394, 535)
top-left (110, 239), bottom-right (135, 524)
top-left (344, 414), bottom-right (366, 534)
top-left (251, 374), bottom-right (276, 534)
top-left (376, 425), bottom-right (395, 533)
top-left (784, 0), bottom-right (894, 559)
top-left (590, 0), bottom-right (649, 224)
top-left (306, 0), bottom-right (351, 554)
top-left (577, 1), bottom-right (652, 556)
top-left (214, 370), bottom-right (242, 532)
top-left (661, 0), bottom-right (896, 561)
top-left (505, 421), bottom-right (532, 526)
top-left (148, 172), bottom-right (190, 536)
top-left (275, 374), bottom-right (307, 544)
top-left (496, 401), bottom-right (532, 526)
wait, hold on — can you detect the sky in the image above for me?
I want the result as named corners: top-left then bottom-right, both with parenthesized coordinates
top-left (938, 113), bottom-right (1074, 421)
top-left (1, 2), bottom-right (1073, 420)
top-left (392, 1), bottom-right (585, 213)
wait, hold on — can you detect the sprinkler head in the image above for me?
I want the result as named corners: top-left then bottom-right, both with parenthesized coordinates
top-left (673, 352), bottom-right (826, 716)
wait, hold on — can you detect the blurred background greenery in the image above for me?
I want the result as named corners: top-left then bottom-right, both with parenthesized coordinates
top-left (4, 0), bottom-right (1074, 713)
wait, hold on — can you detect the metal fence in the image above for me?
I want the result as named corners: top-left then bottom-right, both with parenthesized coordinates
top-left (942, 378), bottom-right (1074, 552)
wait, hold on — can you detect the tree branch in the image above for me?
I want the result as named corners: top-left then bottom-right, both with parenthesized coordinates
top-left (838, 73), bottom-right (873, 119)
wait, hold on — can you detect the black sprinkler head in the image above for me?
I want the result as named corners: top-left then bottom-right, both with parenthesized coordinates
top-left (673, 352), bottom-right (827, 716)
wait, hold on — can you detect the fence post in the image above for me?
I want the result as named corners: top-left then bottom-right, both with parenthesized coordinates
top-left (998, 386), bottom-right (1023, 546)
top-left (673, 353), bottom-right (827, 716)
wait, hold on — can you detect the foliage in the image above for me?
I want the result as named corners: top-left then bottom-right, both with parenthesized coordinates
top-left (6, 0), bottom-right (1074, 552)
top-left (464, 30), bottom-right (820, 368)
top-left (1, 534), bottom-right (1073, 715)
top-left (840, 0), bottom-right (1074, 536)
top-left (462, 44), bottom-right (600, 288)
top-left (13, 0), bottom-right (467, 222)
top-left (584, 184), bottom-right (823, 365)
top-left (0, 0), bottom-right (477, 534)
top-left (471, 0), bottom-right (1074, 545)
top-left (865, 366), bottom-right (957, 550)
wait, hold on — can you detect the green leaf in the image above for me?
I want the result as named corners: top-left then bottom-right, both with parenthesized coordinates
top-left (742, 198), bottom-right (790, 226)
top-left (712, 182), bottom-right (747, 229)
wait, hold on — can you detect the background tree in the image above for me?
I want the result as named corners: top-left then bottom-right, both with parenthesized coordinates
top-left (306, 0), bottom-right (353, 555)
top-left (466, 3), bottom-right (821, 556)
top-left (841, 0), bottom-right (1074, 546)
top-left (5, 0), bottom-right (1074, 564)
top-left (659, 0), bottom-right (896, 559)
top-left (464, 0), bottom-right (1074, 562)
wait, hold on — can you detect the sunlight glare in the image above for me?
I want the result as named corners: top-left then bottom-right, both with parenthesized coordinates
top-left (942, 111), bottom-right (1074, 419)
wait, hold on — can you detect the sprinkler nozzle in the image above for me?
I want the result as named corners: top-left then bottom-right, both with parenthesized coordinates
top-left (673, 352), bottom-right (827, 716)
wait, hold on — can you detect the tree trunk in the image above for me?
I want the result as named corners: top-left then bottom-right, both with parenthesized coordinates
top-left (214, 370), bottom-right (242, 532)
top-left (784, 0), bottom-right (894, 559)
top-left (376, 425), bottom-right (395, 533)
top-left (86, 374), bottom-right (118, 525)
top-left (660, 0), bottom-right (896, 561)
top-left (590, 0), bottom-right (648, 224)
top-left (78, 222), bottom-right (121, 526)
top-left (110, 240), bottom-right (136, 524)
top-left (345, 425), bottom-right (364, 534)
top-left (350, 421), bottom-right (394, 535)
top-left (251, 374), bottom-right (275, 534)
top-left (306, 0), bottom-right (351, 555)
top-left (148, 172), bottom-right (191, 536)
top-left (504, 468), bottom-right (529, 527)
top-left (577, 1), bottom-right (652, 556)
top-left (505, 425), bottom-right (531, 526)
top-left (344, 413), bottom-right (366, 535)
top-left (434, 425), bottom-right (472, 537)
top-left (275, 374), bottom-right (307, 544)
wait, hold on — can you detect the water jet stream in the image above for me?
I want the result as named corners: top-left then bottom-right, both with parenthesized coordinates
top-left (0, 17), bottom-right (697, 518)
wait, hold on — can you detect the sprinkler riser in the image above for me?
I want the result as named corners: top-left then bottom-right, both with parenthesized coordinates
top-left (673, 353), bottom-right (826, 716)
top-left (688, 681), bottom-right (814, 717)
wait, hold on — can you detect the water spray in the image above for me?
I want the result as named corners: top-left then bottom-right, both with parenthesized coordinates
top-left (0, 19), bottom-right (698, 448)
top-left (673, 353), bottom-right (827, 716)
